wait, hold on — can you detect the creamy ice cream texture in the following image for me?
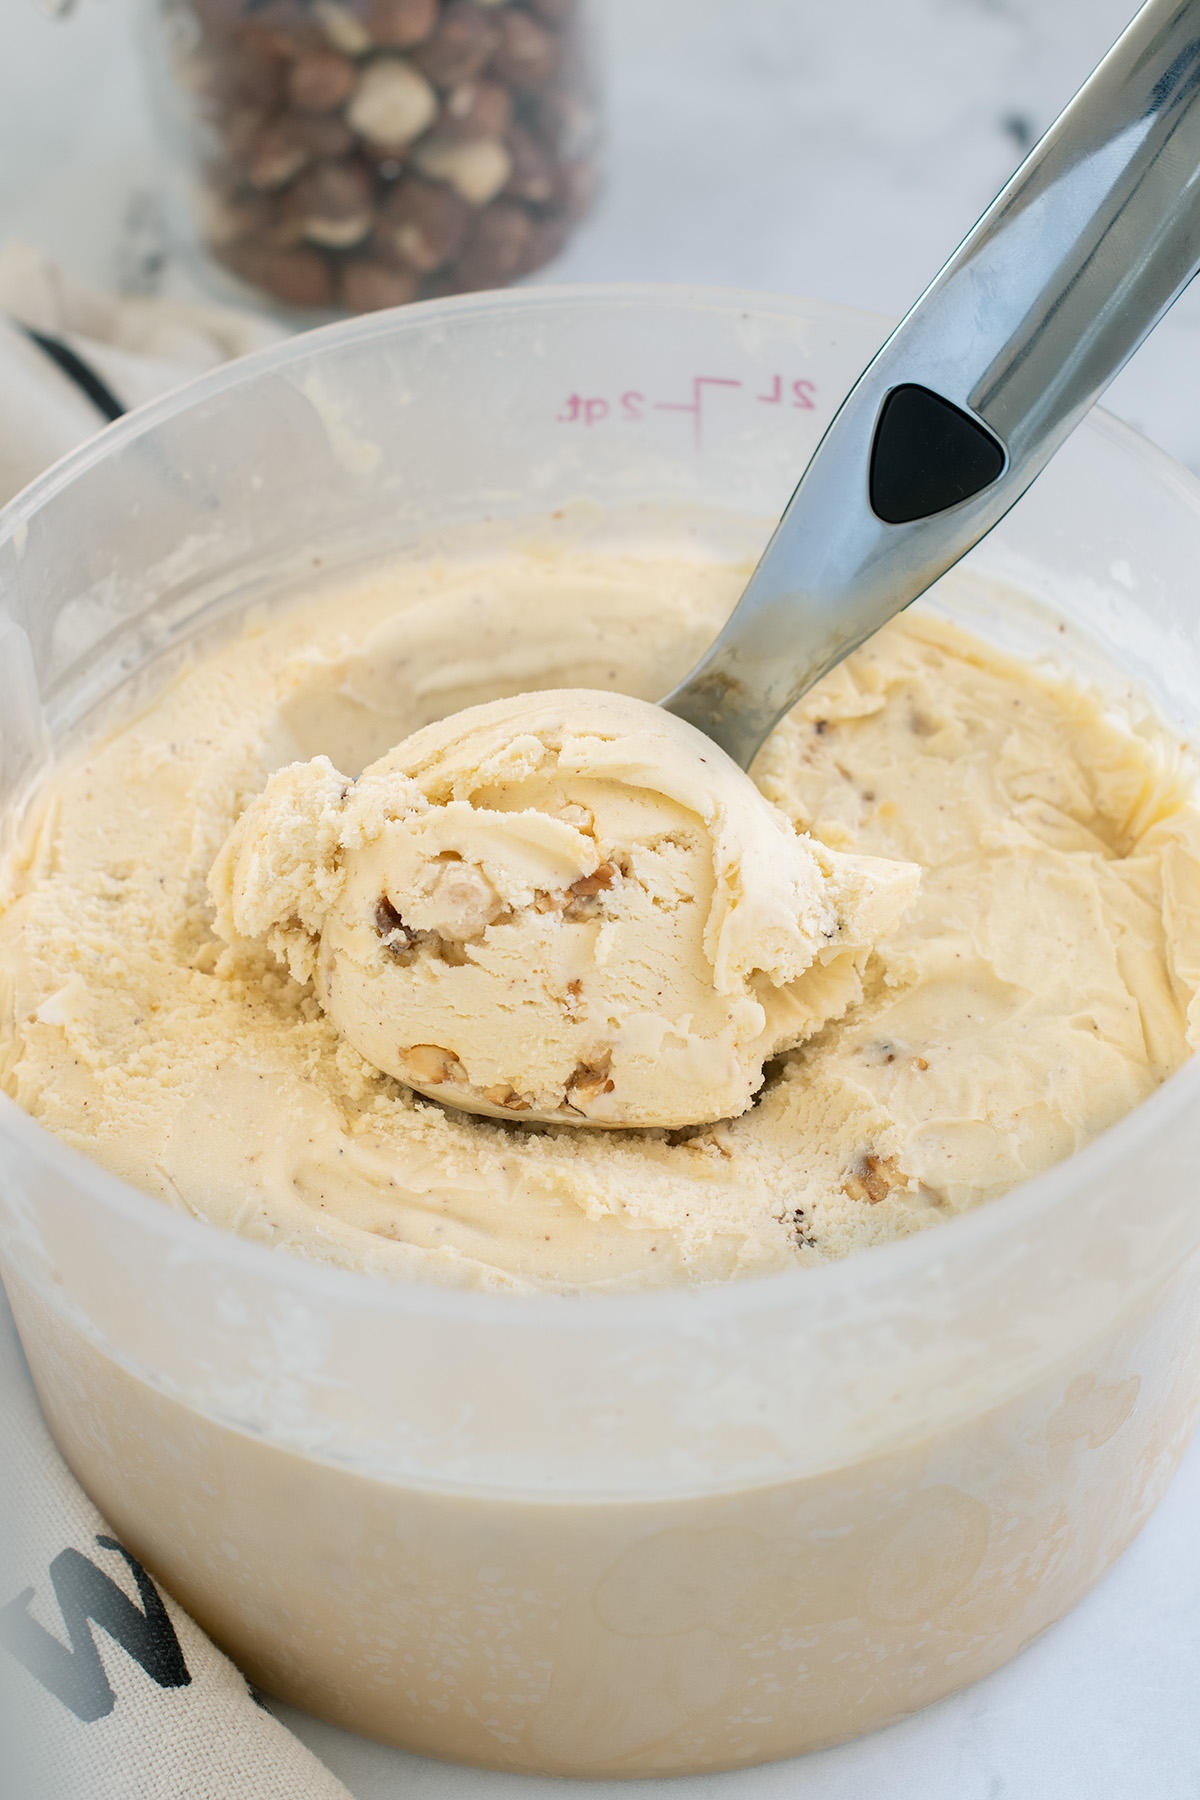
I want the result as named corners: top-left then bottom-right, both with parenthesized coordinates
top-left (210, 691), bottom-right (919, 1128)
top-left (3, 546), bottom-right (1200, 1291)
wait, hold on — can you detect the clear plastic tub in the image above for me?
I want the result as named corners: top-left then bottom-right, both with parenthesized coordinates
top-left (2, 287), bottom-right (1200, 1776)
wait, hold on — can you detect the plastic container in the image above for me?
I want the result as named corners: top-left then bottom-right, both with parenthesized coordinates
top-left (140, 0), bottom-right (597, 316)
top-left (2, 287), bottom-right (1200, 1776)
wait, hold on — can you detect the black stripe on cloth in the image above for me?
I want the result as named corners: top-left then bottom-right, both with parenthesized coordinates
top-left (19, 324), bottom-right (127, 423)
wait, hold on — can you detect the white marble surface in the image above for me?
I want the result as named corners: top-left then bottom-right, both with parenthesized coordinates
top-left (3, 0), bottom-right (1200, 1793)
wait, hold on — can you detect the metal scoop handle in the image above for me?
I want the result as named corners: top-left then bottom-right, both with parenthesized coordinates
top-left (664, 0), bottom-right (1200, 768)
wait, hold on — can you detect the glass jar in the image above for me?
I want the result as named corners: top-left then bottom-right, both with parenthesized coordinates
top-left (141, 0), bottom-right (597, 315)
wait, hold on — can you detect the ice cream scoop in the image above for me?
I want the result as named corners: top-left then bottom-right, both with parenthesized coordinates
top-left (210, 691), bottom-right (918, 1127)
top-left (665, 0), bottom-right (1200, 768)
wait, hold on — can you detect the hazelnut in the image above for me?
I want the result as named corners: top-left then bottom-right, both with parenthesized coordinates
top-left (287, 48), bottom-right (358, 112)
top-left (453, 198), bottom-right (533, 285)
top-left (340, 257), bottom-right (422, 311)
top-left (427, 862), bottom-right (505, 938)
top-left (483, 1083), bottom-right (531, 1112)
top-left (568, 862), bottom-right (616, 898)
top-left (489, 9), bottom-right (558, 89)
top-left (217, 241), bottom-right (335, 308)
top-left (204, 190), bottom-right (278, 248)
top-left (375, 175), bottom-right (470, 271)
top-left (411, 132), bottom-right (512, 204)
top-left (313, 0), bottom-right (373, 58)
top-left (217, 103), bottom-right (273, 164)
top-left (209, 44), bottom-right (287, 113)
top-left (401, 1044), bottom-right (464, 1084)
top-left (439, 78), bottom-right (512, 140)
top-left (189, 0), bottom-right (260, 32)
top-left (243, 118), bottom-right (313, 190)
top-left (347, 57), bottom-right (439, 147)
top-left (368, 0), bottom-right (438, 50)
top-left (566, 1061), bottom-right (614, 1109)
top-left (840, 1152), bottom-right (905, 1206)
top-left (503, 122), bottom-right (555, 201)
top-left (412, 0), bottom-right (502, 88)
top-left (232, 18), bottom-right (309, 64)
top-left (283, 160), bottom-right (375, 248)
top-left (292, 111), bottom-right (356, 158)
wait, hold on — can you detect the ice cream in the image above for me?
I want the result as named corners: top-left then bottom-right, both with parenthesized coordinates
top-left (210, 690), bottom-right (920, 1128)
top-left (2, 546), bottom-right (1199, 1292)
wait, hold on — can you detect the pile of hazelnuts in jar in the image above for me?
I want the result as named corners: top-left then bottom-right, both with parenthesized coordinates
top-left (170, 0), bottom-right (595, 313)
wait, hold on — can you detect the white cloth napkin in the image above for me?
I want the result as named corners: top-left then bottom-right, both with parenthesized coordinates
top-left (0, 242), bottom-right (288, 508)
top-left (0, 246), bottom-right (352, 1800)
top-left (0, 1292), bottom-right (354, 1800)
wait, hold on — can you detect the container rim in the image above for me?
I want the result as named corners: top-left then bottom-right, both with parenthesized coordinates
top-left (0, 282), bottom-right (892, 543)
top-left (3, 279), bottom-right (1200, 1333)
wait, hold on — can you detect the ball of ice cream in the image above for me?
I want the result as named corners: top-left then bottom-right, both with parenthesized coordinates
top-left (210, 690), bottom-right (919, 1128)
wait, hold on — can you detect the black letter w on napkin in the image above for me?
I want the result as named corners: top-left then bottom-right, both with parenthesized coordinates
top-left (0, 1535), bottom-right (190, 1721)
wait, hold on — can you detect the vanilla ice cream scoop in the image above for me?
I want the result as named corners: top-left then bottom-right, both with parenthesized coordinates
top-left (210, 690), bottom-right (918, 1127)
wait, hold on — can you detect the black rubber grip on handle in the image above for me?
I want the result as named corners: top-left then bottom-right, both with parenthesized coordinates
top-left (869, 383), bottom-right (1005, 524)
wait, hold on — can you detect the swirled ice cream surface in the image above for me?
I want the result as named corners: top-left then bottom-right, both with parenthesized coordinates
top-left (2, 545), bottom-right (1198, 1292)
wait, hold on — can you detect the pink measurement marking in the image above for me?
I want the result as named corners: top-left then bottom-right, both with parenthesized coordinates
top-left (555, 376), bottom-right (819, 435)
top-left (652, 376), bottom-right (742, 449)
top-left (556, 394), bottom-right (610, 424)
top-left (758, 374), bottom-right (818, 409)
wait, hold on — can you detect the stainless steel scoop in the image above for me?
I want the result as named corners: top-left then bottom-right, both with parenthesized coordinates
top-left (664, 0), bottom-right (1200, 769)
